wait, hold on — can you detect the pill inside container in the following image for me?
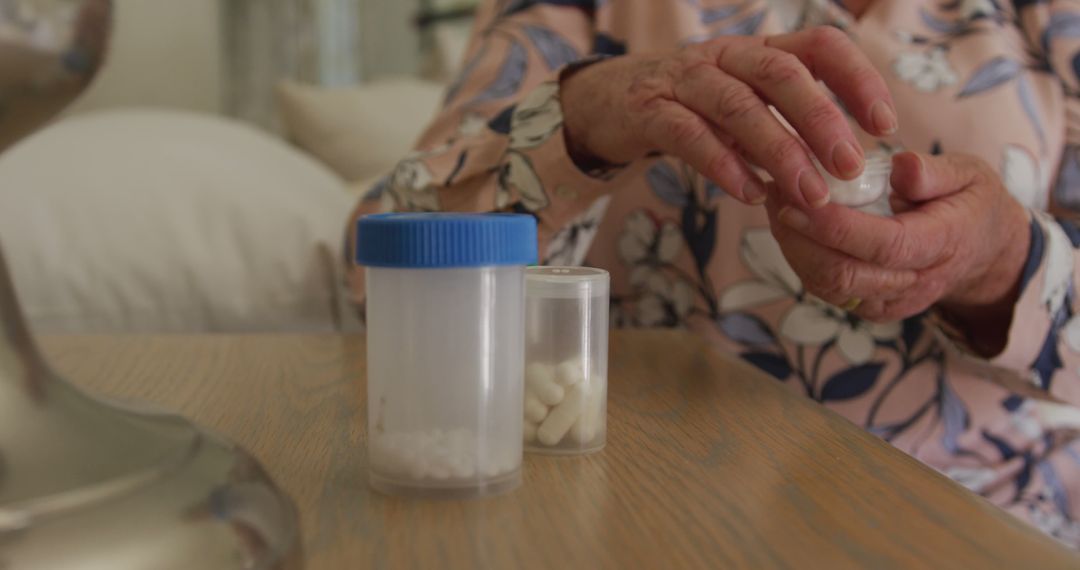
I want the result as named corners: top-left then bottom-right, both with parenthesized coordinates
top-left (524, 267), bottom-right (609, 455)
top-left (815, 151), bottom-right (892, 207)
top-left (356, 213), bottom-right (537, 498)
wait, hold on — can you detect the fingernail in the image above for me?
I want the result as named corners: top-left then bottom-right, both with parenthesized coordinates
top-left (871, 100), bottom-right (898, 135)
top-left (743, 179), bottom-right (767, 204)
top-left (832, 141), bottom-right (864, 178)
top-left (779, 206), bottom-right (810, 230)
top-left (798, 170), bottom-right (830, 208)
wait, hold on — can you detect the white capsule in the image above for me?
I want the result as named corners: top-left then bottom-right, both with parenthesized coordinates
top-left (569, 413), bottom-right (596, 444)
top-left (448, 454), bottom-right (476, 479)
top-left (427, 461), bottom-right (452, 480)
top-left (523, 421), bottom-right (538, 443)
top-left (480, 457), bottom-right (503, 478)
top-left (538, 385), bottom-right (587, 446)
top-left (555, 359), bottom-right (586, 387)
top-left (524, 392), bottom-right (549, 423)
top-left (527, 363), bottom-right (564, 406)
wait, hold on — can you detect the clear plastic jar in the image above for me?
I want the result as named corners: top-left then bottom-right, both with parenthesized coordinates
top-left (816, 150), bottom-right (893, 207)
top-left (355, 213), bottom-right (537, 498)
top-left (523, 267), bottom-right (609, 455)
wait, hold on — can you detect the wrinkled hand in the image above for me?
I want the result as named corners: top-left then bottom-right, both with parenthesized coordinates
top-left (765, 152), bottom-right (1030, 328)
top-left (560, 26), bottom-right (899, 209)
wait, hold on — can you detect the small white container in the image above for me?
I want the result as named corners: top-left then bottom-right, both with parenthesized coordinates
top-left (817, 151), bottom-right (893, 207)
top-left (356, 213), bottom-right (537, 498)
top-left (523, 267), bottom-right (609, 455)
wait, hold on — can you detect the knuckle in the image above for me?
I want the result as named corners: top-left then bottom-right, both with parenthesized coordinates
top-left (809, 25), bottom-right (848, 49)
top-left (801, 100), bottom-right (843, 133)
top-left (663, 116), bottom-right (709, 146)
top-left (765, 136), bottom-right (803, 165)
top-left (716, 82), bottom-right (762, 121)
top-left (704, 150), bottom-right (740, 180)
top-left (751, 51), bottom-right (804, 84)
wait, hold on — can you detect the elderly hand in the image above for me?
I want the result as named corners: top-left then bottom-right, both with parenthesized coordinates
top-left (765, 152), bottom-right (1030, 343)
top-left (560, 26), bottom-right (899, 209)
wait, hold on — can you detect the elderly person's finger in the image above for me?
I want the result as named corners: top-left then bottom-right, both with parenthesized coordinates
top-left (769, 199), bottom-right (953, 269)
top-left (890, 151), bottom-right (989, 202)
top-left (765, 26), bottom-right (899, 137)
top-left (640, 99), bottom-right (768, 203)
top-left (713, 41), bottom-right (864, 181)
top-left (672, 63), bottom-right (828, 208)
top-left (769, 208), bottom-right (919, 306)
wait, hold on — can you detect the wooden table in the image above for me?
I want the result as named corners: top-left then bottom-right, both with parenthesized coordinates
top-left (41, 331), bottom-right (1079, 569)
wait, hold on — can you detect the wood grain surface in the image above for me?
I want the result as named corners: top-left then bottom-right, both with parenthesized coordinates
top-left (40, 331), bottom-right (1080, 569)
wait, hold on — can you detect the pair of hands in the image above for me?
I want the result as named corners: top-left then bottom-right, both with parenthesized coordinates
top-left (560, 26), bottom-right (1029, 332)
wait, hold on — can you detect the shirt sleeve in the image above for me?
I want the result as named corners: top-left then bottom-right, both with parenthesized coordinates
top-left (347, 1), bottom-right (619, 260)
top-left (943, 1), bottom-right (1080, 407)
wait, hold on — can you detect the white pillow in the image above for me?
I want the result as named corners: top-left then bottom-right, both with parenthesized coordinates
top-left (0, 108), bottom-right (356, 333)
top-left (276, 77), bottom-right (444, 182)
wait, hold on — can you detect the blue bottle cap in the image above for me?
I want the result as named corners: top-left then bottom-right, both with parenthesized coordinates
top-left (355, 213), bottom-right (538, 268)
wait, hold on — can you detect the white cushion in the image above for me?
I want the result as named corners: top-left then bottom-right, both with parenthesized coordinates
top-left (0, 108), bottom-right (355, 333)
top-left (276, 77), bottom-right (444, 182)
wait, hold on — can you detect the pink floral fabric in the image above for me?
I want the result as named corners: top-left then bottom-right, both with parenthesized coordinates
top-left (350, 0), bottom-right (1080, 546)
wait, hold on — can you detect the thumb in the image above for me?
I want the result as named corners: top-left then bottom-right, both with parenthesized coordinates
top-left (889, 151), bottom-right (985, 202)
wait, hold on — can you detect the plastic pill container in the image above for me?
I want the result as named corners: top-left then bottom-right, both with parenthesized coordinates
top-left (816, 151), bottom-right (893, 207)
top-left (523, 267), bottom-right (609, 455)
top-left (355, 213), bottom-right (537, 498)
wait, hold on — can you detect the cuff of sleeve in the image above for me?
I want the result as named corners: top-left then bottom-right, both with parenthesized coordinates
top-left (990, 211), bottom-right (1071, 376)
top-left (928, 211), bottom-right (1054, 367)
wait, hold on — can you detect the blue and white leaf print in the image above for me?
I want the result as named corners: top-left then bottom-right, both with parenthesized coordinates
top-left (1015, 76), bottom-right (1047, 148)
top-left (1055, 148), bottom-right (1080, 210)
top-left (1059, 218), bottom-right (1080, 247)
top-left (1042, 12), bottom-right (1080, 54)
top-left (717, 312), bottom-right (777, 347)
top-left (363, 175), bottom-right (390, 203)
top-left (741, 352), bottom-right (792, 380)
top-left (957, 57), bottom-right (1022, 98)
top-left (523, 25), bottom-right (580, 70)
top-left (593, 32), bottom-right (627, 56)
top-left (941, 380), bottom-right (970, 454)
top-left (470, 40), bottom-right (528, 105)
top-left (499, 0), bottom-right (595, 18)
top-left (700, 5), bottom-right (740, 25)
top-left (488, 104), bottom-right (517, 134)
top-left (713, 9), bottom-right (766, 37)
top-left (704, 180), bottom-right (725, 201)
top-left (919, 8), bottom-right (967, 35)
top-left (445, 42), bottom-right (489, 104)
top-left (820, 363), bottom-right (884, 402)
top-left (647, 161), bottom-right (688, 207)
top-left (1038, 461), bottom-right (1073, 518)
top-left (1019, 218), bottom-right (1045, 290)
top-left (983, 429), bottom-right (1018, 460)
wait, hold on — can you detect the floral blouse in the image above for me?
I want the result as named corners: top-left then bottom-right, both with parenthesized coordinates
top-left (349, 0), bottom-right (1080, 546)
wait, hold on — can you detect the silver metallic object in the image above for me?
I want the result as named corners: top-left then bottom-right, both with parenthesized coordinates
top-left (0, 1), bottom-right (301, 567)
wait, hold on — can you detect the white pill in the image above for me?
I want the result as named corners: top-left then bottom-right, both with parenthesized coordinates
top-left (555, 359), bottom-right (586, 387)
top-left (523, 421), bottom-right (538, 443)
top-left (524, 392), bottom-right (549, 423)
top-left (448, 454), bottom-right (476, 479)
top-left (407, 454), bottom-right (429, 480)
top-left (527, 362), bottom-right (564, 405)
top-left (569, 414), bottom-right (596, 444)
top-left (538, 385), bottom-right (587, 446)
top-left (480, 457), bottom-right (504, 478)
top-left (427, 461), bottom-right (452, 480)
